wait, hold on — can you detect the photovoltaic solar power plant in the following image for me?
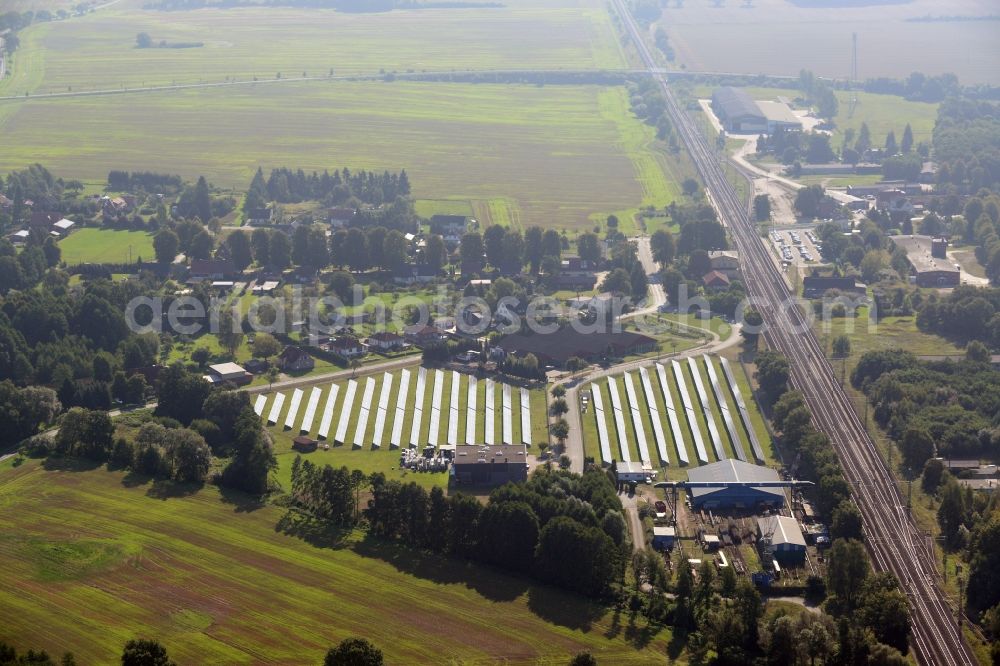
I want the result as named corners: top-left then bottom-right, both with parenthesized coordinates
top-left (317, 384), bottom-right (339, 440)
top-left (703, 355), bottom-right (746, 462)
top-left (520, 388), bottom-right (531, 446)
top-left (591, 384), bottom-right (613, 463)
top-left (466, 376), bottom-right (478, 444)
top-left (502, 382), bottom-right (513, 445)
top-left (672, 360), bottom-right (708, 464)
top-left (335, 380), bottom-right (358, 445)
top-left (390, 369), bottom-right (410, 448)
top-left (428, 369), bottom-right (444, 447)
top-left (354, 377), bottom-right (376, 448)
top-left (410, 367), bottom-right (427, 448)
top-left (639, 367), bottom-right (668, 464)
top-left (687, 357), bottom-right (725, 461)
top-left (371, 372), bottom-right (393, 448)
top-left (720, 357), bottom-right (767, 463)
top-left (622, 372), bottom-right (651, 465)
top-left (447, 371), bottom-right (460, 447)
top-left (485, 380), bottom-right (496, 445)
top-left (300, 387), bottom-right (322, 435)
top-left (253, 394), bottom-right (267, 417)
top-left (606, 377), bottom-right (631, 463)
top-left (656, 363), bottom-right (688, 464)
top-left (284, 388), bottom-right (304, 430)
top-left (267, 392), bottom-right (285, 425)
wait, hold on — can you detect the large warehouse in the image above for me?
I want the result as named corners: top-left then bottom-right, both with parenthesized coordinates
top-left (891, 235), bottom-right (961, 288)
top-left (712, 87), bottom-right (767, 133)
top-left (687, 459), bottom-right (786, 510)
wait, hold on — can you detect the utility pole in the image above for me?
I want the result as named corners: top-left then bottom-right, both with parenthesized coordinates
top-left (907, 468), bottom-right (912, 510)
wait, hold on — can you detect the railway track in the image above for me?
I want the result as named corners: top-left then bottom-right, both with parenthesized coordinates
top-left (611, 2), bottom-right (976, 663)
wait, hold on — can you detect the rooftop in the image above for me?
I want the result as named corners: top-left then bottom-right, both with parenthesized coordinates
top-left (712, 87), bottom-right (764, 121)
top-left (453, 444), bottom-right (527, 466)
top-left (208, 362), bottom-right (248, 377)
top-left (755, 100), bottom-right (802, 126)
top-left (891, 235), bottom-right (960, 275)
top-left (757, 515), bottom-right (806, 548)
top-left (687, 459), bottom-right (784, 501)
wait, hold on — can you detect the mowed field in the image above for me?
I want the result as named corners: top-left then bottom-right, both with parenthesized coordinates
top-left (660, 0), bottom-right (1000, 85)
top-left (57, 228), bottom-right (156, 265)
top-left (1, 0), bottom-right (625, 96)
top-left (0, 458), bottom-right (671, 664)
top-left (0, 81), bottom-right (682, 230)
top-left (582, 353), bottom-right (776, 482)
top-left (260, 368), bottom-right (550, 491)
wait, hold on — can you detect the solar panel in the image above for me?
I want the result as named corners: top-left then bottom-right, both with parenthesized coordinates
top-left (656, 363), bottom-right (688, 465)
top-left (283, 389), bottom-right (304, 430)
top-left (672, 360), bottom-right (708, 464)
top-left (484, 379), bottom-right (495, 445)
top-left (335, 380), bottom-right (358, 444)
top-left (465, 376), bottom-right (477, 444)
top-left (591, 384), bottom-right (613, 463)
top-left (623, 372), bottom-right (651, 465)
top-left (720, 357), bottom-right (766, 463)
top-left (299, 387), bottom-right (322, 434)
top-left (354, 377), bottom-right (376, 447)
top-left (501, 382), bottom-right (513, 445)
top-left (639, 366), bottom-right (669, 465)
top-left (447, 371), bottom-right (460, 446)
top-left (428, 369), bottom-right (443, 447)
top-left (409, 367), bottom-right (427, 448)
top-left (688, 357), bottom-right (725, 461)
top-left (520, 388), bottom-right (531, 446)
top-left (606, 377), bottom-right (631, 463)
top-left (371, 372), bottom-right (393, 448)
top-left (253, 394), bottom-right (267, 417)
top-left (317, 384), bottom-right (339, 440)
top-left (703, 355), bottom-right (746, 462)
top-left (390, 369), bottom-right (410, 448)
top-left (266, 392), bottom-right (285, 425)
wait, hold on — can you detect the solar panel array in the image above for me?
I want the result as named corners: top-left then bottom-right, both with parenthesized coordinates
top-left (622, 372), bottom-right (651, 465)
top-left (428, 369), bottom-right (443, 447)
top-left (300, 387), bottom-right (322, 434)
top-left (317, 384), bottom-right (339, 440)
top-left (687, 357), bottom-right (725, 461)
top-left (447, 371), bottom-right (460, 447)
top-left (410, 367), bottom-right (427, 448)
top-left (390, 369), bottom-right (410, 448)
top-left (371, 372), bottom-right (393, 448)
top-left (283, 388), bottom-right (304, 430)
top-left (267, 392), bottom-right (285, 425)
top-left (639, 367), bottom-right (669, 464)
top-left (656, 362), bottom-right (688, 465)
top-left (672, 360), bottom-right (709, 463)
top-left (253, 394), bottom-right (267, 416)
top-left (501, 383), bottom-right (513, 446)
top-left (703, 354), bottom-right (745, 462)
top-left (520, 388), bottom-right (531, 446)
top-left (720, 357), bottom-right (766, 463)
top-left (335, 380), bottom-right (357, 444)
top-left (484, 380), bottom-right (495, 445)
top-left (591, 384), bottom-right (613, 463)
top-left (606, 378), bottom-right (631, 463)
top-left (353, 377), bottom-right (376, 447)
top-left (466, 376), bottom-right (478, 444)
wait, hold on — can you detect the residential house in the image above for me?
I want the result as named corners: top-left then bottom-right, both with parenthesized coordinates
top-left (279, 346), bottom-right (316, 372)
top-left (708, 251), bottom-right (740, 279)
top-left (326, 336), bottom-right (366, 360)
top-left (244, 358), bottom-right (269, 374)
top-left (393, 263), bottom-right (438, 285)
top-left (245, 208), bottom-right (272, 225)
top-left (328, 207), bottom-right (356, 228)
top-left (403, 324), bottom-right (448, 347)
top-left (367, 331), bottom-right (406, 352)
top-left (566, 292), bottom-right (620, 319)
top-left (9, 229), bottom-right (30, 245)
top-left (702, 270), bottom-right (731, 291)
top-left (429, 215), bottom-right (468, 244)
top-left (188, 259), bottom-right (237, 282)
top-left (51, 218), bottom-right (76, 237)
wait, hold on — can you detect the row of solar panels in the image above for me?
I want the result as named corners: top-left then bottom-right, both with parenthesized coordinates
top-left (254, 369), bottom-right (533, 448)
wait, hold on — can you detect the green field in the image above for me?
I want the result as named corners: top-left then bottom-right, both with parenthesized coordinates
top-left (3, 0), bottom-right (625, 96)
top-left (0, 81), bottom-right (680, 230)
top-left (660, 0), bottom-right (999, 86)
top-left (0, 458), bottom-right (671, 664)
top-left (57, 228), bottom-right (156, 265)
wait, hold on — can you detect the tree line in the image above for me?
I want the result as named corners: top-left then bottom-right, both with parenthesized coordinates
top-left (243, 166), bottom-right (410, 213)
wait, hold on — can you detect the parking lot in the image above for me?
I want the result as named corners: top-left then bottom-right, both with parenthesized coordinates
top-left (769, 227), bottom-right (824, 268)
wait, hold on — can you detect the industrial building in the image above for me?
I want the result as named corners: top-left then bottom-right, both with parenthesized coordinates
top-left (712, 87), bottom-right (766, 132)
top-left (652, 526), bottom-right (676, 551)
top-left (757, 515), bottom-right (807, 565)
top-left (686, 459), bottom-right (786, 510)
top-left (711, 88), bottom-right (802, 134)
top-left (890, 235), bottom-right (961, 288)
top-left (451, 444), bottom-right (528, 486)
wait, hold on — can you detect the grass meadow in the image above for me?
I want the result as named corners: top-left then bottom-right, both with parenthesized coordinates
top-left (0, 457), bottom-right (671, 664)
top-left (0, 82), bottom-right (681, 231)
top-left (659, 0), bottom-right (999, 86)
top-left (57, 228), bottom-right (156, 265)
top-left (3, 0), bottom-right (626, 96)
